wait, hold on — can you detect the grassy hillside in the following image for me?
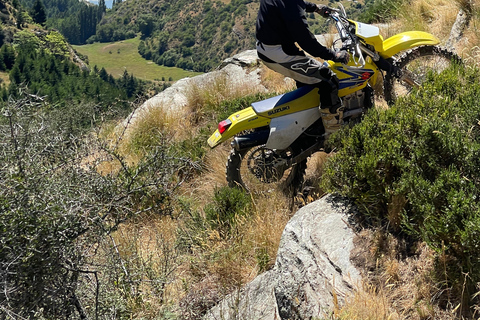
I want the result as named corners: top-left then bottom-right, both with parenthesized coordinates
top-left (73, 36), bottom-right (202, 81)
top-left (102, 0), bottom-right (480, 319)
top-left (4, 0), bottom-right (480, 319)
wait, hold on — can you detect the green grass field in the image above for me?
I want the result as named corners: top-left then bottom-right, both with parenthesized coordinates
top-left (73, 37), bottom-right (202, 82)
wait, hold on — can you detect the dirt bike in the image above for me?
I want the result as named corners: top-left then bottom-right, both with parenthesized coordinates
top-left (207, 5), bottom-right (461, 193)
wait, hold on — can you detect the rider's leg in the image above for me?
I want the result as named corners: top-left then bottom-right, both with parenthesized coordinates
top-left (316, 70), bottom-right (343, 137)
top-left (296, 77), bottom-right (343, 136)
top-left (256, 43), bottom-right (344, 137)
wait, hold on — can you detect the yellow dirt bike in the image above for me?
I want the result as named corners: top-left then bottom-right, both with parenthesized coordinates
top-left (207, 5), bottom-right (460, 192)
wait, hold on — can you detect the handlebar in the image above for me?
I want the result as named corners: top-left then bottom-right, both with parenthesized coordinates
top-left (329, 8), bottom-right (366, 68)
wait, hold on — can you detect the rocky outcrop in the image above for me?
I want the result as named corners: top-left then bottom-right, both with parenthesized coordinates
top-left (446, 8), bottom-right (472, 49)
top-left (121, 50), bottom-right (266, 132)
top-left (205, 194), bottom-right (363, 320)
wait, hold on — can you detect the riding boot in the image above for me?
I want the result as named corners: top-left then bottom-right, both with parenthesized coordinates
top-left (320, 105), bottom-right (344, 137)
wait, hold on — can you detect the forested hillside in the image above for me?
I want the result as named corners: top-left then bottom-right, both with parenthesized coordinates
top-left (1, 0), bottom-right (148, 117)
top-left (19, 0), bottom-right (107, 44)
top-left (0, 29), bottom-right (146, 104)
top-left (92, 0), bottom-right (369, 71)
top-left (93, 0), bottom-right (260, 72)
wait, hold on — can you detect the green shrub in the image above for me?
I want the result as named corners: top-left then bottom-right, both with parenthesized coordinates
top-left (321, 65), bottom-right (480, 304)
top-left (204, 187), bottom-right (252, 236)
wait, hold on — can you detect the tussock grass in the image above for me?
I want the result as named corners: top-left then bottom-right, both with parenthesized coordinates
top-left (109, 215), bottom-right (183, 317)
top-left (259, 67), bottom-right (296, 93)
top-left (455, 1), bottom-right (480, 59)
top-left (122, 104), bottom-right (188, 153)
top-left (340, 231), bottom-right (458, 320)
top-left (179, 144), bottom-right (230, 206)
top-left (185, 68), bottom-right (270, 120)
top-left (97, 65), bottom-right (303, 318)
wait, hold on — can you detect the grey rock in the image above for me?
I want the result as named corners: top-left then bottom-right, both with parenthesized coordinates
top-left (446, 8), bottom-right (472, 50)
top-left (217, 50), bottom-right (260, 69)
top-left (205, 194), bottom-right (363, 320)
top-left (120, 50), bottom-right (266, 136)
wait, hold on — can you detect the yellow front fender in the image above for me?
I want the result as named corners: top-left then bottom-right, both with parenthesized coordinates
top-left (207, 107), bottom-right (271, 149)
top-left (380, 31), bottom-right (440, 59)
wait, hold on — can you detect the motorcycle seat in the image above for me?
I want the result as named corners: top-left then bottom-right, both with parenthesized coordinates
top-left (251, 86), bottom-right (319, 117)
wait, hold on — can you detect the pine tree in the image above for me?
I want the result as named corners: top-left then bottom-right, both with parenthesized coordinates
top-left (31, 0), bottom-right (47, 26)
top-left (78, 6), bottom-right (98, 43)
top-left (99, 67), bottom-right (108, 81)
top-left (98, 0), bottom-right (106, 21)
top-left (0, 29), bottom-right (4, 47)
top-left (15, 10), bottom-right (25, 29)
top-left (10, 65), bottom-right (22, 84)
top-left (0, 57), bottom-right (5, 71)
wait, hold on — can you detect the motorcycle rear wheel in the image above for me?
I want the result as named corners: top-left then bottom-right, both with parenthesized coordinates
top-left (226, 146), bottom-right (307, 194)
top-left (384, 45), bottom-right (462, 104)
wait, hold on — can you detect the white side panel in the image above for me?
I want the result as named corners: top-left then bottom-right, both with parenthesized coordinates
top-left (266, 108), bottom-right (321, 150)
top-left (356, 22), bottom-right (379, 38)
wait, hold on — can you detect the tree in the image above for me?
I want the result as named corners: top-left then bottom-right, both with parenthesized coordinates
top-left (0, 28), bottom-right (5, 47)
top-left (79, 6), bottom-right (98, 44)
top-left (9, 64), bottom-right (22, 84)
top-left (97, 0), bottom-right (106, 21)
top-left (138, 14), bottom-right (155, 38)
top-left (15, 9), bottom-right (25, 29)
top-left (0, 45), bottom-right (15, 71)
top-left (31, 0), bottom-right (47, 25)
top-left (98, 67), bottom-right (108, 81)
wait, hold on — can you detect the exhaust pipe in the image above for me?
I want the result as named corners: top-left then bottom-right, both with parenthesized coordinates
top-left (231, 129), bottom-right (269, 151)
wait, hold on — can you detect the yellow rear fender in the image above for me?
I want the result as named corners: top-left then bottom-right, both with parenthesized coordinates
top-left (379, 31), bottom-right (440, 59)
top-left (207, 107), bottom-right (271, 149)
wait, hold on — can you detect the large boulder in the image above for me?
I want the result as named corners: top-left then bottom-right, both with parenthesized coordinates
top-left (121, 50), bottom-right (266, 132)
top-left (205, 194), bottom-right (363, 320)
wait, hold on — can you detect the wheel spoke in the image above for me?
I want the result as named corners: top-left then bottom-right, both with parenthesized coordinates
top-left (226, 145), bottom-right (306, 193)
top-left (384, 46), bottom-right (461, 104)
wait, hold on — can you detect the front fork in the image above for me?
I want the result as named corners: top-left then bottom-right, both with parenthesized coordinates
top-left (370, 50), bottom-right (420, 88)
top-left (360, 45), bottom-right (418, 87)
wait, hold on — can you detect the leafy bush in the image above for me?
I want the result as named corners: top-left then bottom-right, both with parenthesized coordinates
top-left (204, 187), bottom-right (252, 236)
top-left (322, 65), bottom-right (480, 304)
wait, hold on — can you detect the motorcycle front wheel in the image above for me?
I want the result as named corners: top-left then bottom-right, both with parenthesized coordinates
top-left (384, 45), bottom-right (462, 104)
top-left (226, 145), bottom-right (307, 194)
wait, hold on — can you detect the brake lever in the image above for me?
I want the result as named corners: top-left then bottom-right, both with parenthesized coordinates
top-left (351, 43), bottom-right (366, 68)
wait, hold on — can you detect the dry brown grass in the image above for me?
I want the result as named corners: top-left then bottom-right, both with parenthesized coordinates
top-left (177, 143), bottom-right (231, 209)
top-left (376, 0), bottom-right (459, 43)
top-left (399, 0), bottom-right (455, 35)
top-left (185, 69), bottom-right (268, 119)
top-left (108, 215), bottom-right (184, 317)
top-left (343, 230), bottom-right (460, 320)
top-left (101, 67), bottom-right (301, 316)
top-left (242, 190), bottom-right (296, 274)
top-left (455, 0), bottom-right (480, 60)
top-left (259, 66), bottom-right (296, 93)
top-left (89, 109), bottom-right (172, 175)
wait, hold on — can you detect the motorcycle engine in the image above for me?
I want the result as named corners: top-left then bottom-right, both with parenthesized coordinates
top-left (342, 85), bottom-right (374, 122)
